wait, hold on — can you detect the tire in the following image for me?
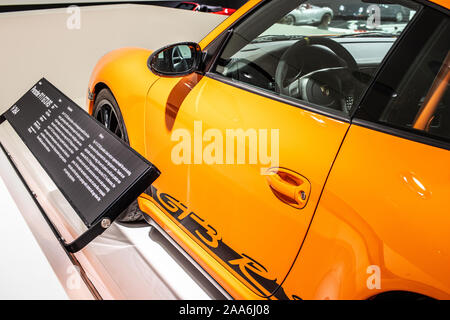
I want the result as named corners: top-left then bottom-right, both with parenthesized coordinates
top-left (319, 13), bottom-right (332, 28)
top-left (284, 15), bottom-right (295, 25)
top-left (92, 88), bottom-right (144, 222)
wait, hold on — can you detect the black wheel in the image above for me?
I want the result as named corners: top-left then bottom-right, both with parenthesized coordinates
top-left (93, 88), bottom-right (144, 222)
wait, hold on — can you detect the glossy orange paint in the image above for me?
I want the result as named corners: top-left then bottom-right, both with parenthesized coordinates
top-left (198, 0), bottom-right (262, 50)
top-left (430, 0), bottom-right (450, 10)
top-left (138, 195), bottom-right (263, 300)
top-left (87, 0), bottom-right (450, 300)
top-left (281, 125), bottom-right (450, 300)
top-left (88, 47), bottom-right (159, 157)
top-left (152, 76), bottom-right (348, 298)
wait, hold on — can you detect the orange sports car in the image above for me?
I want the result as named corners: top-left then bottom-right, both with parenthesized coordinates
top-left (87, 0), bottom-right (450, 300)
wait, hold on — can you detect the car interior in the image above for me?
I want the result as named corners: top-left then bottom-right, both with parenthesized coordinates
top-left (214, 0), bottom-right (421, 115)
top-left (379, 20), bottom-right (450, 140)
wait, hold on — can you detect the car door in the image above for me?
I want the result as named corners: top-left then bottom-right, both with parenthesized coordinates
top-left (281, 5), bottom-right (450, 299)
top-left (308, 4), bottom-right (324, 24)
top-left (144, 65), bottom-right (348, 300)
top-left (176, 75), bottom-right (348, 298)
top-left (144, 0), bottom-right (417, 298)
top-left (298, 4), bottom-right (316, 24)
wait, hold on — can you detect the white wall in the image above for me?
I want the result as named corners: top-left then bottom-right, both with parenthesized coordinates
top-left (0, 4), bottom-right (225, 112)
top-left (1, 1), bottom-right (178, 5)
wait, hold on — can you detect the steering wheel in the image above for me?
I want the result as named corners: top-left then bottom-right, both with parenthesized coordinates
top-left (275, 37), bottom-right (359, 112)
top-left (225, 58), bottom-right (274, 86)
top-left (171, 46), bottom-right (189, 72)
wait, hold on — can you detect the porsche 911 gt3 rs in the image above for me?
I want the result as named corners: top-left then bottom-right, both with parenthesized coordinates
top-left (87, 0), bottom-right (450, 300)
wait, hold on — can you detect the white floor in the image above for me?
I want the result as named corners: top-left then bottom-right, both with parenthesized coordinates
top-left (0, 175), bottom-right (68, 299)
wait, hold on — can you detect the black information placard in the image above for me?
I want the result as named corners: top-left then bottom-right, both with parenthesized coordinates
top-left (2, 78), bottom-right (159, 250)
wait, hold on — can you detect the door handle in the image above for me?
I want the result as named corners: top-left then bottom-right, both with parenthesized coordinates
top-left (266, 168), bottom-right (311, 209)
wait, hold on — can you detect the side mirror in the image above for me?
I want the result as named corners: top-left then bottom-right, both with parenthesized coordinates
top-left (148, 42), bottom-right (202, 77)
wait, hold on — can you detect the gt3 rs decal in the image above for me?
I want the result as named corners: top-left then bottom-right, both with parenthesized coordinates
top-left (148, 186), bottom-right (293, 300)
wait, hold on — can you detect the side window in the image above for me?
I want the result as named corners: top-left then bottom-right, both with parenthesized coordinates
top-left (213, 0), bottom-right (420, 115)
top-left (356, 7), bottom-right (450, 144)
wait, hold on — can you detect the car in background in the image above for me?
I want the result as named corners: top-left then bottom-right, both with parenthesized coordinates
top-left (338, 3), bottom-right (412, 22)
top-left (281, 3), bottom-right (333, 26)
top-left (176, 1), bottom-right (236, 16)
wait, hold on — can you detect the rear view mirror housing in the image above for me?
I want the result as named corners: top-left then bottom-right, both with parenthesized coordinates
top-left (148, 42), bottom-right (202, 77)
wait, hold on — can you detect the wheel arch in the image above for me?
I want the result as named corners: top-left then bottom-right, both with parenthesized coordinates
top-left (87, 47), bottom-right (160, 158)
top-left (88, 81), bottom-right (109, 114)
top-left (286, 13), bottom-right (296, 24)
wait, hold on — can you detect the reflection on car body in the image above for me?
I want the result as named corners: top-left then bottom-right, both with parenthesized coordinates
top-left (281, 3), bottom-right (333, 26)
top-left (176, 1), bottom-right (237, 16)
top-left (337, 2), bottom-right (412, 22)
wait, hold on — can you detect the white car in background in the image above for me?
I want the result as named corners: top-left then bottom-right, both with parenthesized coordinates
top-left (282, 3), bottom-right (333, 26)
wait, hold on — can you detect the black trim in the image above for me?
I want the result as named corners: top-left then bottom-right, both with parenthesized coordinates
top-left (349, 3), bottom-right (425, 118)
top-left (202, 29), bottom-right (234, 74)
top-left (353, 118), bottom-right (450, 151)
top-left (200, 0), bottom-right (450, 130)
top-left (370, 290), bottom-right (434, 301)
top-left (144, 187), bottom-right (292, 299)
top-left (201, 0), bottom-right (268, 74)
top-left (144, 0), bottom-right (265, 78)
top-left (147, 42), bottom-right (202, 78)
top-left (414, 0), bottom-right (450, 15)
top-left (206, 72), bottom-right (350, 123)
top-left (203, 0), bottom-right (422, 123)
top-left (353, 6), bottom-right (450, 151)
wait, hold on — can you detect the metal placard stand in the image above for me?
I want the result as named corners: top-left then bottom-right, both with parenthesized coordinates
top-left (0, 78), bottom-right (159, 252)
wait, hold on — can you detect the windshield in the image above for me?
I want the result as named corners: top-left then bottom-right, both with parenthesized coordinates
top-left (256, 0), bottom-right (419, 41)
